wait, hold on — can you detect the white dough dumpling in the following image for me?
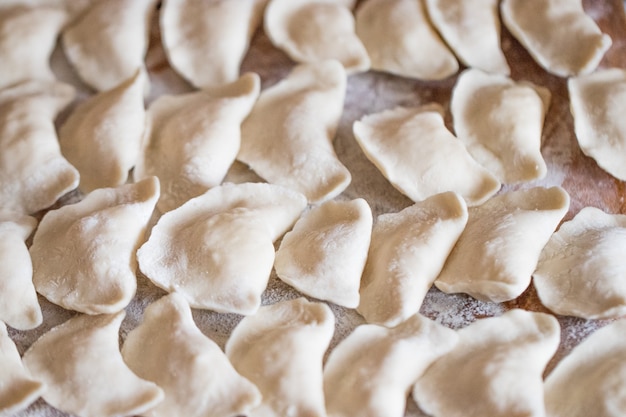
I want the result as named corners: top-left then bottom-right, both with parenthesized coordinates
top-left (451, 68), bottom-right (551, 184)
top-left (324, 314), bottom-right (458, 417)
top-left (160, 0), bottom-right (267, 88)
top-left (265, 0), bottom-right (369, 73)
top-left (59, 70), bottom-right (146, 193)
top-left (355, 0), bottom-right (458, 80)
top-left (30, 177), bottom-right (160, 315)
top-left (358, 192), bottom-right (468, 327)
top-left (413, 309), bottom-right (560, 417)
top-left (0, 211), bottom-right (41, 330)
top-left (137, 182), bottom-right (307, 315)
top-left (122, 293), bottom-right (262, 417)
top-left (238, 61), bottom-right (351, 204)
top-left (274, 198), bottom-right (372, 308)
top-left (534, 206), bottom-right (626, 319)
top-left (500, 0), bottom-right (611, 77)
top-left (353, 104), bottom-right (500, 206)
top-left (0, 80), bottom-right (79, 214)
top-left (436, 186), bottom-right (570, 303)
top-left (226, 297), bottom-right (334, 417)
top-left (568, 68), bottom-right (626, 181)
top-left (22, 312), bottom-right (163, 417)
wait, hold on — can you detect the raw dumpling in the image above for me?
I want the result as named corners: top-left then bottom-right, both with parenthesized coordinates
top-left (137, 182), bottom-right (307, 315)
top-left (0, 321), bottom-right (45, 416)
top-left (357, 192), bottom-right (468, 327)
top-left (352, 105), bottom-right (500, 206)
top-left (122, 293), bottom-right (261, 417)
top-left (413, 309), bottom-right (560, 417)
top-left (0, 211), bottom-right (41, 330)
top-left (226, 297), bottom-right (334, 417)
top-left (59, 70), bottom-right (145, 193)
top-left (436, 186), bottom-right (570, 303)
top-left (61, 0), bottom-right (157, 91)
top-left (135, 73), bottom-right (260, 213)
top-left (324, 314), bottom-right (458, 417)
top-left (355, 0), bottom-right (458, 80)
top-left (533, 206), bottom-right (626, 319)
top-left (0, 6), bottom-right (67, 90)
top-left (425, 0), bottom-right (509, 75)
top-left (500, 0), bottom-right (611, 77)
top-left (451, 68), bottom-right (551, 184)
top-left (238, 61), bottom-right (351, 204)
top-left (22, 312), bottom-right (163, 417)
top-left (30, 177), bottom-right (160, 315)
top-left (0, 80), bottom-right (79, 214)
top-left (160, 0), bottom-right (267, 88)
top-left (545, 318), bottom-right (626, 417)
top-left (265, 0), bottom-right (369, 73)
top-left (568, 68), bottom-right (626, 181)
top-left (274, 198), bottom-right (372, 308)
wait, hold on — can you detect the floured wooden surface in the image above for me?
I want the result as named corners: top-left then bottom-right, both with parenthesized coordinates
top-left (6, 1), bottom-right (626, 416)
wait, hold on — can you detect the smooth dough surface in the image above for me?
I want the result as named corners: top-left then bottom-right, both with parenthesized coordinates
top-left (22, 312), bottom-right (163, 417)
top-left (413, 309), bottom-right (560, 417)
top-left (534, 206), bottom-right (626, 319)
top-left (357, 192), bottom-right (468, 327)
top-left (500, 0), bottom-right (611, 77)
top-left (137, 182), bottom-right (307, 315)
top-left (30, 177), bottom-right (160, 315)
top-left (0, 321), bottom-right (45, 416)
top-left (265, 0), bottom-right (369, 73)
top-left (226, 297), bottom-right (334, 417)
top-left (436, 186), bottom-right (570, 303)
top-left (425, 0), bottom-right (509, 75)
top-left (0, 211), bottom-right (41, 330)
top-left (324, 314), bottom-right (458, 417)
top-left (545, 318), bottom-right (626, 417)
top-left (238, 61), bottom-right (351, 204)
top-left (122, 293), bottom-right (262, 417)
top-left (451, 68), bottom-right (551, 184)
top-left (135, 73), bottom-right (260, 213)
top-left (352, 105), bottom-right (500, 206)
top-left (0, 80), bottom-right (79, 214)
top-left (274, 198), bottom-right (372, 308)
top-left (355, 0), bottom-right (458, 80)
top-left (59, 70), bottom-right (145, 193)
top-left (160, 0), bottom-right (267, 88)
top-left (568, 68), bottom-right (626, 181)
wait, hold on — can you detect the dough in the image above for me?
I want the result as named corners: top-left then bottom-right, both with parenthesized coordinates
top-left (59, 70), bottom-right (145, 193)
top-left (274, 198), bottom-right (372, 308)
top-left (533, 206), bottom-right (626, 319)
top-left (0, 211), bottom-right (41, 330)
top-left (352, 104), bottom-right (500, 206)
top-left (122, 293), bottom-right (262, 417)
top-left (238, 61), bottom-right (351, 204)
top-left (30, 177), bottom-right (160, 315)
top-left (355, 0), bottom-right (458, 80)
top-left (500, 0), bottom-right (611, 77)
top-left (413, 309), bottom-right (560, 417)
top-left (160, 0), bottom-right (267, 88)
top-left (357, 191), bottom-right (468, 327)
top-left (568, 68), bottom-right (626, 181)
top-left (137, 182), bottom-right (307, 315)
top-left (0, 80), bottom-right (79, 214)
top-left (135, 73), bottom-right (260, 213)
top-left (226, 297), bottom-right (334, 417)
top-left (451, 68), bottom-right (551, 184)
top-left (22, 312), bottom-right (163, 417)
top-left (265, 0), bottom-right (369, 73)
top-left (436, 186), bottom-right (570, 303)
top-left (324, 314), bottom-right (458, 417)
